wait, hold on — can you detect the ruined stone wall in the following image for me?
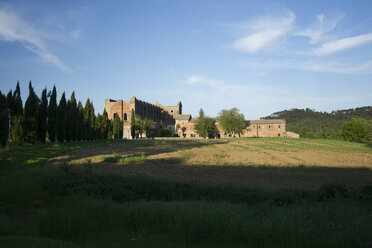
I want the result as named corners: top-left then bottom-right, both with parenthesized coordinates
top-left (176, 119), bottom-right (200, 138)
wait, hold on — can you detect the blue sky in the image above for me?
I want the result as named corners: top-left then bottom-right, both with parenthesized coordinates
top-left (0, 0), bottom-right (372, 119)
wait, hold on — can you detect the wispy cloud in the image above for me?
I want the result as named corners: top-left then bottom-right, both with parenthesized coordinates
top-left (230, 8), bottom-right (295, 53)
top-left (313, 33), bottom-right (372, 56)
top-left (297, 13), bottom-right (344, 44)
top-left (307, 61), bottom-right (372, 74)
top-left (0, 7), bottom-right (71, 72)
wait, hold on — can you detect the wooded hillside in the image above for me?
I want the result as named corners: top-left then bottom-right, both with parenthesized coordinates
top-left (262, 106), bottom-right (372, 134)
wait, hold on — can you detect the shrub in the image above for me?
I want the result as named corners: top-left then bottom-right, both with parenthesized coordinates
top-left (158, 128), bottom-right (170, 137)
top-left (341, 118), bottom-right (370, 143)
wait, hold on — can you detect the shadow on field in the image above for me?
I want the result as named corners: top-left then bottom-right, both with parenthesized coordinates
top-left (86, 156), bottom-right (372, 190)
top-left (49, 139), bottom-right (227, 164)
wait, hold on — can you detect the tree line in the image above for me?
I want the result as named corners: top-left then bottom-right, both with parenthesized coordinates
top-left (262, 107), bottom-right (372, 142)
top-left (0, 82), bottom-right (125, 147)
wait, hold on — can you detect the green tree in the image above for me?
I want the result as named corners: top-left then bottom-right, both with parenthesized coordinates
top-left (194, 108), bottom-right (216, 138)
top-left (37, 88), bottom-right (48, 143)
top-left (102, 109), bottom-right (110, 139)
top-left (131, 109), bottom-right (136, 139)
top-left (300, 127), bottom-right (316, 138)
top-left (24, 81), bottom-right (40, 143)
top-left (77, 101), bottom-right (84, 141)
top-left (318, 127), bottom-right (335, 139)
top-left (217, 108), bottom-right (245, 137)
top-left (84, 99), bottom-right (96, 141)
top-left (48, 86), bottom-right (57, 142)
top-left (0, 91), bottom-right (8, 147)
top-left (142, 118), bottom-right (153, 137)
top-left (8, 82), bottom-right (23, 145)
top-left (57, 92), bottom-right (67, 142)
top-left (113, 113), bottom-right (123, 139)
top-left (341, 118), bottom-right (370, 143)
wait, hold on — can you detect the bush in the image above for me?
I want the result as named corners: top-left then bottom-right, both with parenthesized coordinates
top-left (341, 118), bottom-right (370, 143)
top-left (158, 128), bottom-right (170, 137)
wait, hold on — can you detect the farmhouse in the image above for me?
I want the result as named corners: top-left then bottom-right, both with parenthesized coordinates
top-left (105, 97), bottom-right (288, 139)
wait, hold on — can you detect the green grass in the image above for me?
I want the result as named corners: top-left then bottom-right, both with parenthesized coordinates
top-left (243, 137), bottom-right (372, 153)
top-left (1, 139), bottom-right (372, 247)
top-left (101, 154), bottom-right (148, 164)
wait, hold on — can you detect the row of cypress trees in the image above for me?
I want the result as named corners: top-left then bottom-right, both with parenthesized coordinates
top-left (0, 81), bottom-right (123, 147)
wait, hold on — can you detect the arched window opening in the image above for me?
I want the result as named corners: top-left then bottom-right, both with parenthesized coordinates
top-left (124, 113), bottom-right (127, 120)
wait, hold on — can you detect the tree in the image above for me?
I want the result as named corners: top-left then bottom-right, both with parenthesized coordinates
top-left (70, 92), bottom-right (78, 141)
top-left (341, 118), bottom-right (370, 143)
top-left (194, 108), bottom-right (216, 138)
top-left (57, 92), bottom-right (67, 142)
top-left (48, 86), bottom-right (57, 142)
top-left (102, 109), bottom-right (110, 139)
top-left (37, 88), bottom-right (48, 143)
top-left (134, 116), bottom-right (153, 138)
top-left (84, 99), bottom-right (95, 140)
top-left (77, 101), bottom-right (84, 141)
top-left (65, 92), bottom-right (78, 142)
top-left (24, 81), bottom-right (40, 143)
top-left (0, 91), bottom-right (8, 147)
top-left (8, 82), bottom-right (23, 145)
top-left (142, 118), bottom-right (153, 137)
top-left (131, 109), bottom-right (136, 139)
top-left (113, 113), bottom-right (123, 139)
top-left (300, 127), bottom-right (316, 139)
top-left (217, 108), bottom-right (245, 137)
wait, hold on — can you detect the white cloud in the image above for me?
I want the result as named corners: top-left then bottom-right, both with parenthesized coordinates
top-left (307, 61), bottom-right (372, 74)
top-left (230, 9), bottom-right (295, 53)
top-left (297, 13), bottom-right (344, 44)
top-left (313, 33), bottom-right (372, 56)
top-left (0, 8), bottom-right (71, 72)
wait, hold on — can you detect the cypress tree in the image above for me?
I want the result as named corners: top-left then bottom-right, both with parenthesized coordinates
top-left (84, 99), bottom-right (96, 141)
top-left (48, 86), bottom-right (57, 142)
top-left (77, 101), bottom-right (84, 141)
top-left (70, 92), bottom-right (78, 141)
top-left (24, 81), bottom-right (40, 144)
top-left (57, 92), bottom-right (66, 142)
top-left (131, 109), bottom-right (136, 139)
top-left (37, 88), bottom-right (48, 143)
top-left (102, 109), bottom-right (109, 139)
top-left (65, 99), bottom-right (72, 142)
top-left (0, 91), bottom-right (9, 147)
top-left (13, 82), bottom-right (23, 116)
top-left (96, 113), bottom-right (103, 139)
top-left (8, 82), bottom-right (23, 145)
top-left (113, 113), bottom-right (123, 139)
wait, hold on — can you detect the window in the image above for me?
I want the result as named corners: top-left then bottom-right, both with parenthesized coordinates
top-left (269, 125), bottom-right (271, 128)
top-left (259, 125), bottom-right (261, 129)
top-left (278, 133), bottom-right (280, 137)
top-left (124, 113), bottom-right (127, 120)
top-left (278, 125), bottom-right (281, 128)
top-left (171, 110), bottom-right (173, 113)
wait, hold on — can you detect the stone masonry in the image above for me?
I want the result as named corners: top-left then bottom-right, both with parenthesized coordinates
top-left (105, 97), bottom-right (291, 139)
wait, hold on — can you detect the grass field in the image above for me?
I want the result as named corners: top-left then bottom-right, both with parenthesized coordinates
top-left (1, 138), bottom-right (372, 247)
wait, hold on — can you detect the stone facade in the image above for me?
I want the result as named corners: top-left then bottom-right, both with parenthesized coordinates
top-left (176, 118), bottom-right (286, 138)
top-left (105, 97), bottom-right (179, 139)
top-left (105, 97), bottom-right (291, 139)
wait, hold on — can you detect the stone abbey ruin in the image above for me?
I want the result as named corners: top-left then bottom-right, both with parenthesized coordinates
top-left (105, 97), bottom-right (293, 139)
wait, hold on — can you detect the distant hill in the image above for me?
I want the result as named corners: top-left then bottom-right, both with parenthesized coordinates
top-left (261, 106), bottom-right (372, 134)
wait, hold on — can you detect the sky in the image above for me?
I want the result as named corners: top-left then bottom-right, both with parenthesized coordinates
top-left (0, 0), bottom-right (372, 119)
